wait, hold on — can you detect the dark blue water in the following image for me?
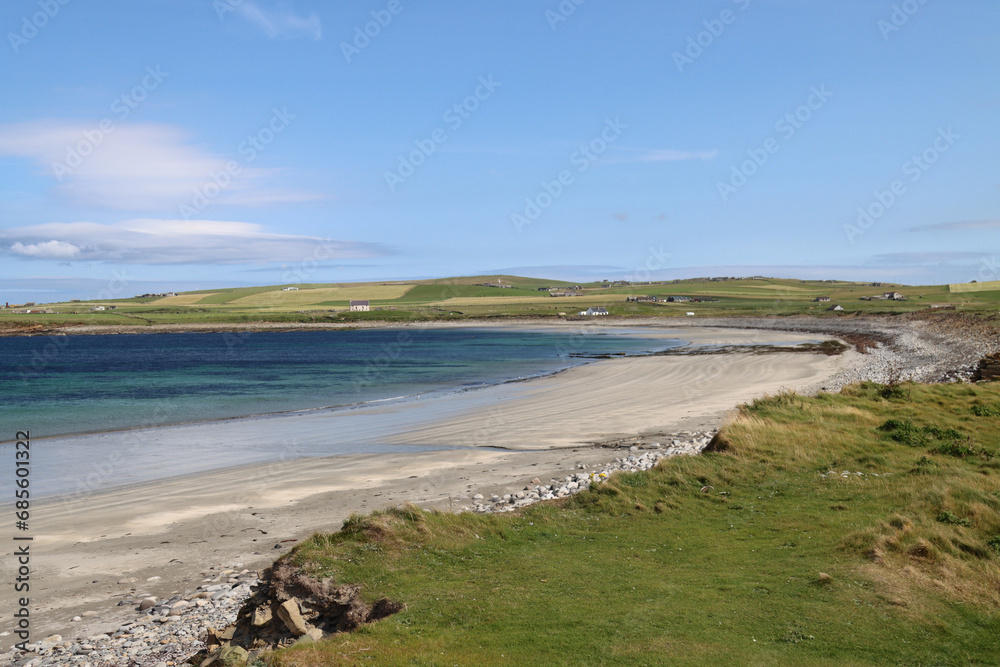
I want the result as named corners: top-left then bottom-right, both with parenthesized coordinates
top-left (0, 327), bottom-right (681, 442)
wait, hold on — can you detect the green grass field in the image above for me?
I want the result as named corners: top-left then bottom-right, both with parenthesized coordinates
top-left (3, 275), bottom-right (1000, 330)
top-left (262, 382), bottom-right (1000, 666)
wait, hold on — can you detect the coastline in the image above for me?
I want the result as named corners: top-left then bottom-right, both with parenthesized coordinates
top-left (0, 324), bottom-right (856, 652)
top-left (0, 326), bottom-right (817, 495)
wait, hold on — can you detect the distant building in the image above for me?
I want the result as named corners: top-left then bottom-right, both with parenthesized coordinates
top-left (828, 305), bottom-right (844, 312)
top-left (686, 312), bottom-right (696, 316)
top-left (90, 306), bottom-right (106, 311)
top-left (884, 292), bottom-right (904, 300)
top-left (550, 290), bottom-right (583, 297)
top-left (164, 292), bottom-right (177, 297)
top-left (626, 295), bottom-right (657, 303)
top-left (350, 300), bottom-right (370, 312)
top-left (815, 296), bottom-right (831, 302)
top-left (281, 287), bottom-right (300, 291)
top-left (579, 307), bottom-right (609, 316)
top-left (667, 296), bottom-right (691, 303)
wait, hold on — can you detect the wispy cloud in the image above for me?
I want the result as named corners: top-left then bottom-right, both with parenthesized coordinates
top-left (869, 251), bottom-right (984, 266)
top-left (610, 148), bottom-right (718, 164)
top-left (0, 121), bottom-right (320, 212)
top-left (235, 2), bottom-right (322, 40)
top-left (0, 220), bottom-right (384, 265)
top-left (910, 219), bottom-right (1000, 232)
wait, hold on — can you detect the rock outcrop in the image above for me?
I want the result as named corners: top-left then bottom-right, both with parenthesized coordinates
top-left (195, 562), bottom-right (403, 665)
top-left (975, 352), bottom-right (1000, 381)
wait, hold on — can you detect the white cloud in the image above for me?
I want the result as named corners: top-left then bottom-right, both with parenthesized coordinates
top-left (0, 220), bottom-right (384, 265)
top-left (10, 240), bottom-right (81, 259)
top-left (235, 2), bottom-right (322, 40)
top-left (0, 121), bottom-right (321, 212)
top-left (632, 149), bottom-right (718, 162)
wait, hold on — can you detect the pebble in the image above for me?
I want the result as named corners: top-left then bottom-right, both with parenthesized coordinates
top-left (465, 430), bottom-right (716, 515)
top-left (0, 566), bottom-right (259, 667)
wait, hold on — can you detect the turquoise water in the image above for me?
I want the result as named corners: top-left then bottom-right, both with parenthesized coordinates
top-left (1, 327), bottom-right (681, 442)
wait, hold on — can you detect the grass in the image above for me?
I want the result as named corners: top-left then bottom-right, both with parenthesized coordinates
top-left (256, 381), bottom-right (1000, 666)
top-left (5, 275), bottom-right (1000, 327)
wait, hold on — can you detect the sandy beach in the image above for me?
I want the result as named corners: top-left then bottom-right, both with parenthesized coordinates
top-left (0, 326), bottom-right (857, 649)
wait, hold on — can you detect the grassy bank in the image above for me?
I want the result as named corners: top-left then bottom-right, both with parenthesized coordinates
top-left (260, 382), bottom-right (1000, 666)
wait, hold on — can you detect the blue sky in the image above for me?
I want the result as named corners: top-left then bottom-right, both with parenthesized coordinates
top-left (0, 0), bottom-right (998, 303)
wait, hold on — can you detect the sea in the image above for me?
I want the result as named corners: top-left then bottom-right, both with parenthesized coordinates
top-left (0, 327), bottom-right (684, 495)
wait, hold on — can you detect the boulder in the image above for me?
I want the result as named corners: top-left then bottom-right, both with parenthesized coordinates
top-left (276, 600), bottom-right (310, 636)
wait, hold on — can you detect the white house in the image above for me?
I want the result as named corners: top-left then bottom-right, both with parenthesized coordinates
top-left (90, 306), bottom-right (106, 311)
top-left (579, 307), bottom-right (609, 316)
top-left (282, 287), bottom-right (299, 291)
top-left (350, 300), bottom-right (370, 312)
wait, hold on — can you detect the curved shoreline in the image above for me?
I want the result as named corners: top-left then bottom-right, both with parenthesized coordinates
top-left (0, 318), bottom-right (992, 656)
top-left (1, 327), bottom-right (687, 448)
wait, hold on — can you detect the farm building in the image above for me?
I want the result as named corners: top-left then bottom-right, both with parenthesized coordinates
top-left (350, 300), bottom-right (370, 312)
top-left (579, 307), bottom-right (609, 316)
top-left (815, 296), bottom-right (831, 302)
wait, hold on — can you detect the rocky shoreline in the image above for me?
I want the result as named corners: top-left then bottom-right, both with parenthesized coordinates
top-left (466, 431), bottom-right (714, 515)
top-left (2, 566), bottom-right (258, 667)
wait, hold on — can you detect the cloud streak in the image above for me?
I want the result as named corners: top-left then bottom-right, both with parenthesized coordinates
top-left (0, 121), bottom-right (320, 212)
top-left (910, 219), bottom-right (1000, 232)
top-left (0, 220), bottom-right (384, 265)
top-left (869, 251), bottom-right (984, 266)
top-left (607, 148), bottom-right (718, 164)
